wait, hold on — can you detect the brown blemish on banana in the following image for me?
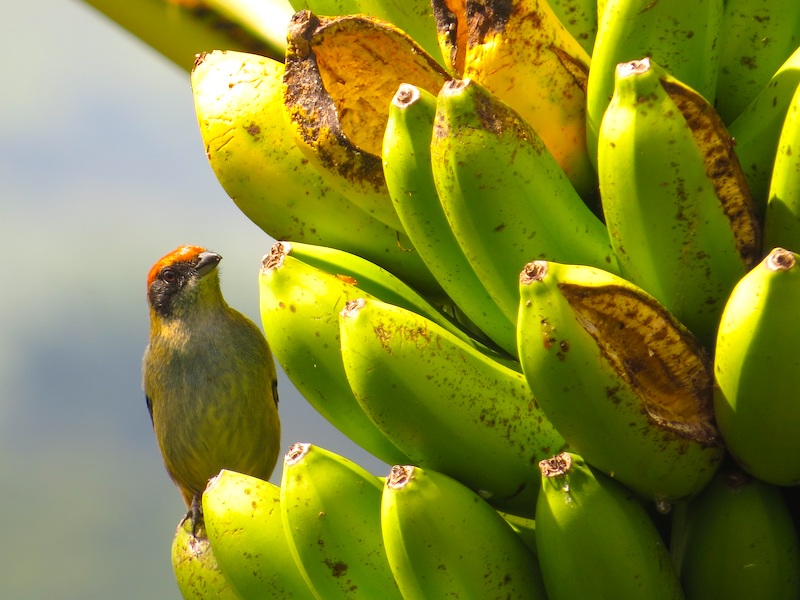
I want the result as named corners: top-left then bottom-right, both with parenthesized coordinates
top-left (431, 0), bottom-right (468, 74)
top-left (539, 451), bottom-right (572, 478)
top-left (659, 74), bottom-right (761, 268)
top-left (558, 282), bottom-right (718, 444)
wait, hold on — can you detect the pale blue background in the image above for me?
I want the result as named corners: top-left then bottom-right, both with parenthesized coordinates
top-left (1, 1), bottom-right (385, 597)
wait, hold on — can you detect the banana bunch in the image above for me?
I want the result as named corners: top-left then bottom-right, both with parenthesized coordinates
top-left (99, 0), bottom-right (800, 596)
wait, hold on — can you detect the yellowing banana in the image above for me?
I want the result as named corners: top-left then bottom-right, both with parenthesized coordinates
top-left (280, 443), bottom-right (402, 599)
top-left (671, 468), bottom-right (800, 599)
top-left (463, 0), bottom-right (596, 197)
top-left (381, 465), bottom-right (547, 599)
top-left (171, 514), bottom-right (241, 600)
top-left (339, 296), bottom-right (564, 516)
top-left (714, 247), bottom-right (800, 486)
top-left (201, 470), bottom-right (314, 600)
top-left (283, 11), bottom-right (448, 230)
top-left (517, 260), bottom-right (724, 502)
top-left (598, 57), bottom-right (759, 347)
top-left (536, 452), bottom-right (684, 599)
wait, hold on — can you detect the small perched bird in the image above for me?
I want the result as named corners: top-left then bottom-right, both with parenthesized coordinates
top-left (143, 245), bottom-right (280, 524)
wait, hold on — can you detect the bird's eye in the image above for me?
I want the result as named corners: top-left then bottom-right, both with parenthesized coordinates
top-left (161, 268), bottom-right (178, 284)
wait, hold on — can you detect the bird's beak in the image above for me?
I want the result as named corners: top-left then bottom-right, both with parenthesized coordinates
top-left (195, 251), bottom-right (222, 277)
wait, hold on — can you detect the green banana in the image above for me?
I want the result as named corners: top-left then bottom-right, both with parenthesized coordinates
top-left (339, 296), bottom-right (565, 516)
top-left (191, 49), bottom-right (442, 296)
top-left (517, 260), bottom-right (724, 502)
top-left (587, 0), bottom-right (724, 163)
top-left (670, 468), bottom-right (800, 599)
top-left (765, 82), bottom-right (800, 253)
top-left (171, 514), bottom-right (241, 600)
top-left (728, 45), bottom-right (800, 216)
top-left (714, 247), bottom-right (800, 486)
top-left (380, 465), bottom-right (547, 599)
top-left (355, 0), bottom-right (442, 66)
top-left (259, 243), bottom-right (413, 466)
top-left (536, 452), bottom-right (684, 599)
top-left (288, 0), bottom-right (362, 15)
top-left (598, 57), bottom-right (760, 347)
top-left (714, 0), bottom-right (800, 124)
top-left (201, 469), bottom-right (315, 600)
top-left (282, 11), bottom-right (448, 231)
top-left (462, 0), bottom-right (596, 198)
top-left (499, 511), bottom-right (538, 558)
top-left (547, 0), bottom-right (598, 55)
top-left (431, 78), bottom-right (618, 326)
top-left (382, 83), bottom-right (517, 356)
top-left (280, 443), bottom-right (402, 599)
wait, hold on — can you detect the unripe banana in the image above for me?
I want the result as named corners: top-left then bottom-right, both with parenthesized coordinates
top-left (536, 452), bottom-right (684, 599)
top-left (283, 11), bottom-right (448, 230)
top-left (171, 514), bottom-right (241, 600)
top-left (201, 469), bottom-right (314, 600)
top-left (670, 468), bottom-right (800, 599)
top-left (587, 0), bottom-right (723, 162)
top-left (381, 465), bottom-right (547, 599)
top-left (598, 57), bottom-right (759, 347)
top-left (714, 248), bottom-right (800, 485)
top-left (259, 243), bottom-right (413, 466)
top-left (190, 49), bottom-right (441, 296)
top-left (382, 83), bottom-right (517, 356)
top-left (765, 82), bottom-right (800, 253)
top-left (432, 77), bottom-right (617, 325)
top-left (355, 0), bottom-right (443, 66)
top-left (339, 296), bottom-right (565, 516)
top-left (547, 0), bottom-right (597, 55)
top-left (728, 45), bottom-right (800, 216)
top-left (715, 0), bottom-right (800, 124)
top-left (517, 260), bottom-right (724, 502)
top-left (463, 0), bottom-right (596, 197)
top-left (280, 443), bottom-right (402, 599)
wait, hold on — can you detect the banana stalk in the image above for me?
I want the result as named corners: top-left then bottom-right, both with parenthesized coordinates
top-left (714, 248), bottom-right (800, 486)
top-left (202, 470), bottom-right (314, 599)
top-left (280, 443), bottom-right (402, 599)
top-left (381, 465), bottom-right (547, 599)
top-left (598, 57), bottom-right (759, 347)
top-left (517, 260), bottom-right (724, 502)
top-left (536, 452), bottom-right (684, 599)
top-left (339, 296), bottom-right (565, 516)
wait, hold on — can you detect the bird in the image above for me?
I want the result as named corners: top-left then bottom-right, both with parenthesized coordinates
top-left (142, 245), bottom-right (281, 528)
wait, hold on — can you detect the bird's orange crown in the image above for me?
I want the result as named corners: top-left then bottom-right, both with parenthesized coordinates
top-left (147, 245), bottom-right (207, 288)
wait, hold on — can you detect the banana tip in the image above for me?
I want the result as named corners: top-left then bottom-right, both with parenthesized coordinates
top-left (386, 465), bottom-right (415, 489)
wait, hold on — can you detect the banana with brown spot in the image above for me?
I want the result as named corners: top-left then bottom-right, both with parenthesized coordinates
top-left (517, 260), bottom-right (724, 503)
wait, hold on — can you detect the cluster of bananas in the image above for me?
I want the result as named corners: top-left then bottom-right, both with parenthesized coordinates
top-left (173, 0), bottom-right (800, 598)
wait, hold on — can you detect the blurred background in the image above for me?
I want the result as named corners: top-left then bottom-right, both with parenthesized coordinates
top-left (0, 1), bottom-right (386, 597)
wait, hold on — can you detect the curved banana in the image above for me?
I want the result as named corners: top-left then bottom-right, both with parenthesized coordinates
top-left (259, 243), bottom-right (413, 466)
top-left (280, 443), bottom-right (402, 599)
top-left (598, 57), bottom-right (759, 347)
top-left (201, 469), bottom-right (315, 600)
top-left (670, 468), bottom-right (800, 599)
top-left (339, 296), bottom-right (565, 516)
top-left (432, 77), bottom-right (618, 326)
top-left (191, 49), bottom-right (442, 296)
top-left (536, 452), bottom-right (684, 599)
top-left (728, 45), bottom-right (800, 216)
top-left (714, 247), bottom-right (800, 486)
top-left (587, 0), bottom-right (724, 163)
top-left (463, 0), bottom-right (596, 197)
top-left (283, 11), bottom-right (449, 230)
top-left (171, 514), bottom-right (241, 600)
top-left (380, 465), bottom-right (547, 599)
top-left (714, 0), bottom-right (800, 124)
top-left (382, 83), bottom-right (517, 356)
top-left (517, 260), bottom-right (724, 502)
top-left (765, 82), bottom-right (800, 253)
